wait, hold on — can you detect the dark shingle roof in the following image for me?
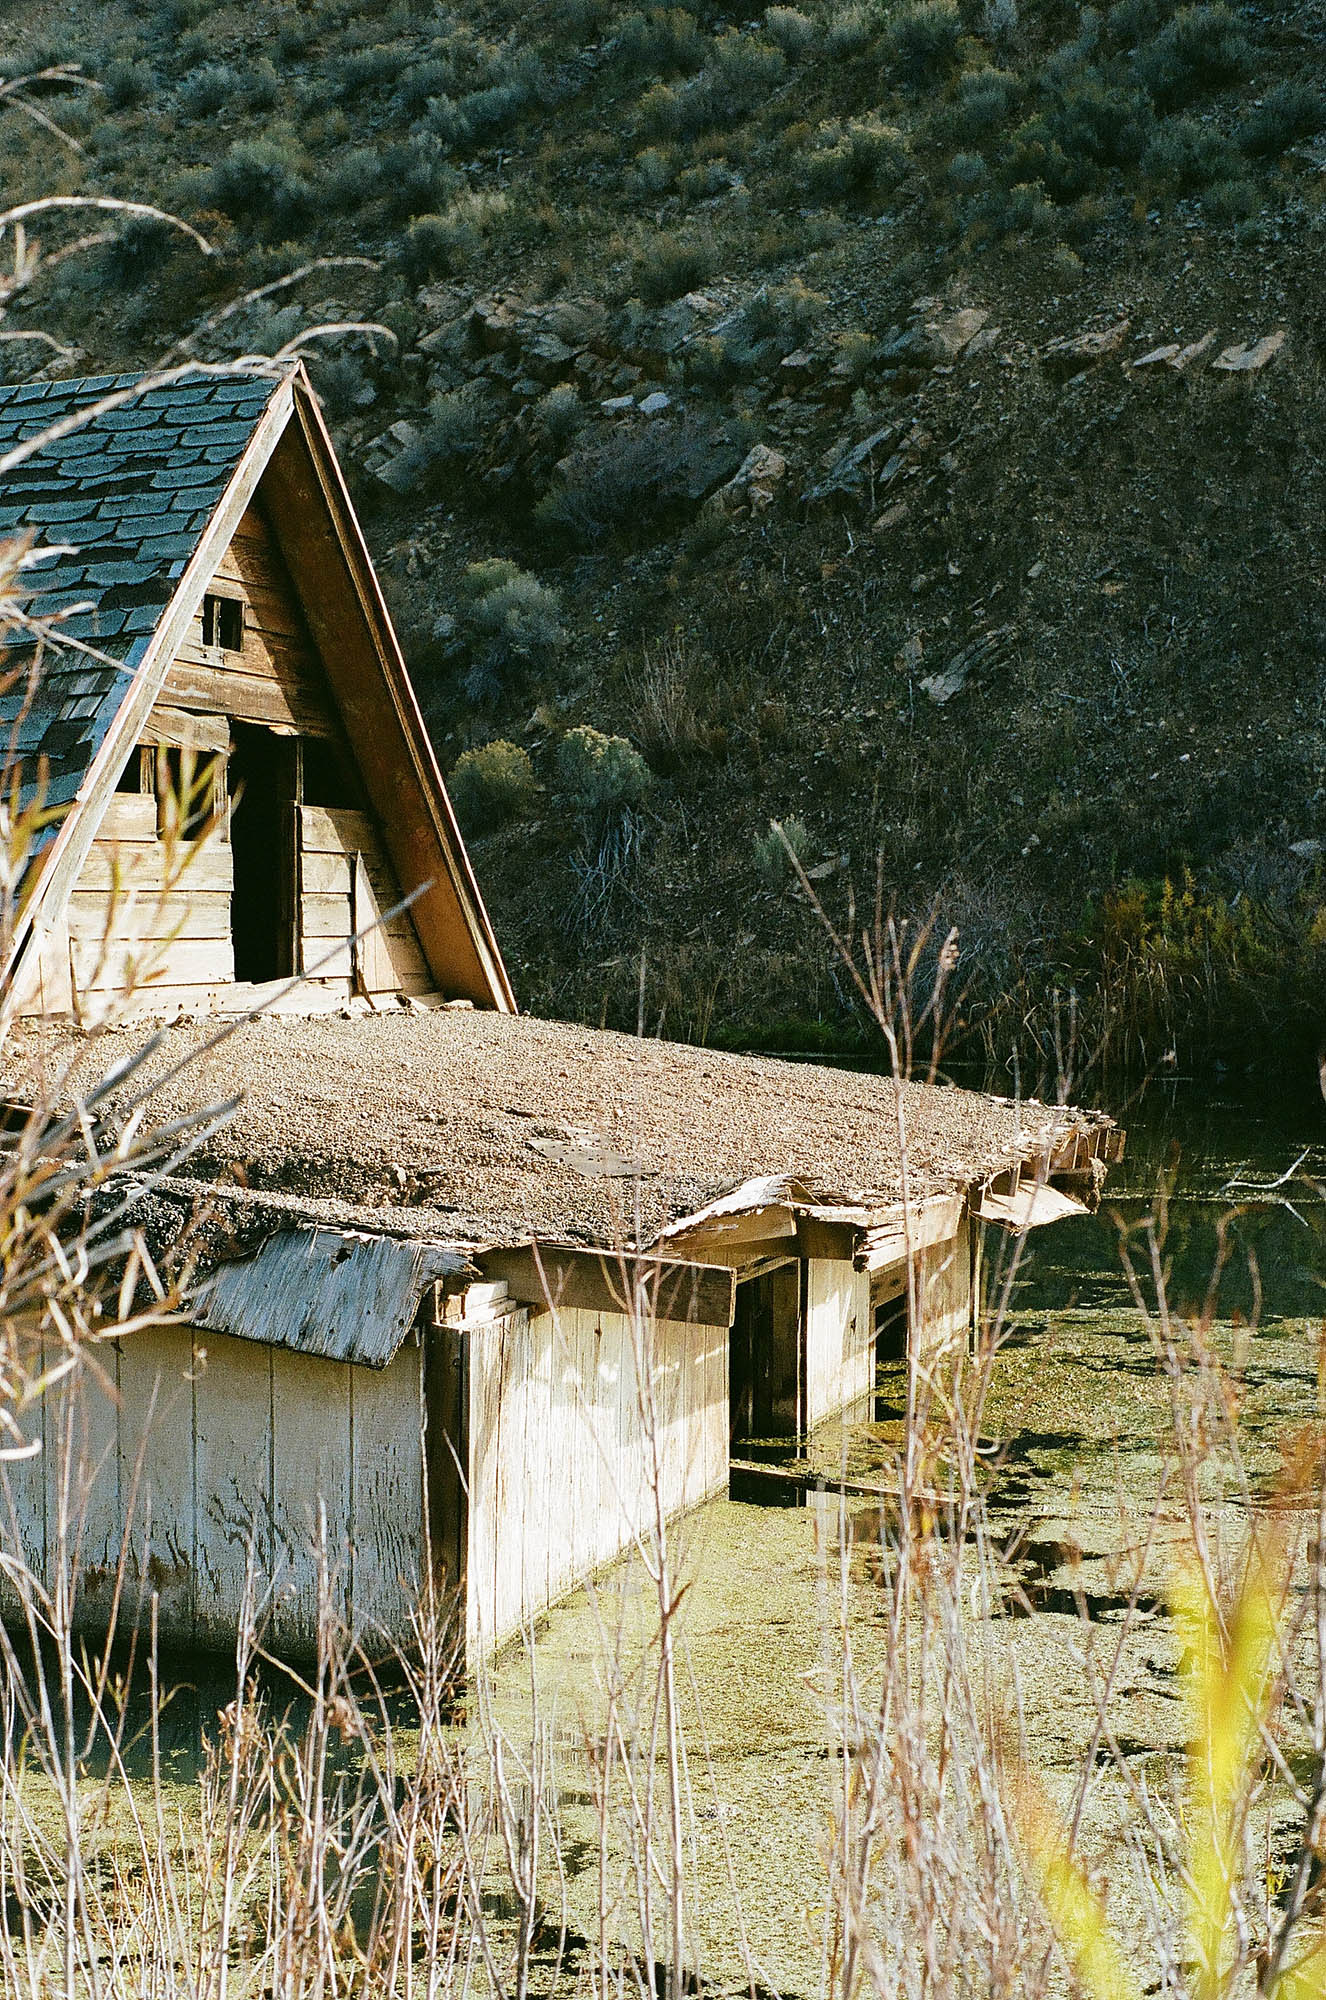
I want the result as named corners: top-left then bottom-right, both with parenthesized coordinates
top-left (0, 370), bottom-right (277, 817)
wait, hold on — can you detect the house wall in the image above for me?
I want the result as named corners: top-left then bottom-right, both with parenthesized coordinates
top-left (54, 496), bottom-right (434, 1014)
top-left (803, 1257), bottom-right (874, 1431)
top-left (465, 1303), bottom-right (729, 1660)
top-left (0, 1325), bottom-right (427, 1658)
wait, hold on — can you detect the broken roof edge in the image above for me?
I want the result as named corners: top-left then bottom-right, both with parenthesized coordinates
top-left (0, 370), bottom-right (297, 1026)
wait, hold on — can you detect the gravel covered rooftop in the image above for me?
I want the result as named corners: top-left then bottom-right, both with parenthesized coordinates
top-left (6, 1009), bottom-right (1107, 1250)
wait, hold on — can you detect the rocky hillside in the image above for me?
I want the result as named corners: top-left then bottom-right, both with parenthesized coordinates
top-left (5, 0), bottom-right (1326, 1079)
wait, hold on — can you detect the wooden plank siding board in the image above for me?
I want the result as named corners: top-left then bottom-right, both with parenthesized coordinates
top-left (298, 804), bottom-right (432, 997)
top-left (348, 1343), bottom-right (425, 1644)
top-left (115, 1322), bottom-right (196, 1639)
top-left (193, 1329), bottom-right (274, 1653)
top-left (804, 1259), bottom-right (874, 1431)
top-left (466, 1304), bottom-right (730, 1659)
top-left (268, 1346), bottom-right (352, 1654)
top-left (914, 1215), bottom-right (974, 1369)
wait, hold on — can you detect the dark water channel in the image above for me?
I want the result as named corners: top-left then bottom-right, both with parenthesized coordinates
top-left (1015, 1068), bottom-right (1326, 1327)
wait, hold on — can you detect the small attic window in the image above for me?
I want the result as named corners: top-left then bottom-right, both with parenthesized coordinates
top-left (202, 594), bottom-right (244, 653)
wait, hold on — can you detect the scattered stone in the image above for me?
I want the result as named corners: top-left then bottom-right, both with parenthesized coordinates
top-left (639, 390), bottom-right (672, 415)
top-left (708, 443), bottom-right (788, 518)
top-left (1027, 560), bottom-right (1045, 579)
top-left (919, 625), bottom-right (1014, 705)
top-left (872, 501), bottom-right (909, 534)
top-left (964, 325), bottom-right (1001, 360)
top-left (1171, 331), bottom-right (1218, 372)
top-left (601, 394), bottom-right (636, 414)
top-left (779, 348), bottom-right (816, 381)
top-left (896, 635), bottom-right (924, 672)
top-left (1131, 343), bottom-right (1182, 369)
top-left (1290, 838), bottom-right (1324, 861)
top-left (803, 419), bottom-right (906, 503)
top-left (1041, 319), bottom-right (1131, 377)
top-left (363, 419), bottom-right (420, 493)
top-left (1212, 330), bottom-right (1287, 374)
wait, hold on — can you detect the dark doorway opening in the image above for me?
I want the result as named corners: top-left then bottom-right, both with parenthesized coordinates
top-left (229, 724), bottom-right (296, 983)
top-left (730, 1262), bottom-right (801, 1448)
top-left (873, 1292), bottom-right (907, 1421)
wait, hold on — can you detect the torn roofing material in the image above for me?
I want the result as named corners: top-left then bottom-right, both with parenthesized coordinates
top-left (0, 370), bottom-right (276, 819)
top-left (11, 1009), bottom-right (1112, 1253)
top-left (189, 1224), bottom-right (468, 1369)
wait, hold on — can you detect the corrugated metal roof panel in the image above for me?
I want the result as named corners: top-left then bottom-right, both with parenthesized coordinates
top-left (189, 1226), bottom-right (470, 1369)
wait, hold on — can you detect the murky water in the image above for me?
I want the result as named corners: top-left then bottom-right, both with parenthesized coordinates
top-left (1017, 1069), bottom-right (1326, 1325)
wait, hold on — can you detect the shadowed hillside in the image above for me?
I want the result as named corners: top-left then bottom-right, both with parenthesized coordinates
top-left (4, 0), bottom-right (1325, 1077)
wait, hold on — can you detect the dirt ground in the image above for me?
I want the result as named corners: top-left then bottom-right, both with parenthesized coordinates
top-left (485, 1294), bottom-right (1324, 1997)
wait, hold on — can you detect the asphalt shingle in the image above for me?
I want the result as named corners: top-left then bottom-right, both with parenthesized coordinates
top-left (0, 368), bottom-right (279, 829)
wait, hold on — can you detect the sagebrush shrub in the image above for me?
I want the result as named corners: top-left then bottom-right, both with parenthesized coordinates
top-left (394, 383), bottom-right (492, 492)
top-left (763, 7), bottom-right (820, 56)
top-left (806, 116), bottom-right (909, 203)
top-left (402, 192), bottom-right (506, 278)
top-left (632, 229), bottom-right (717, 302)
top-left (1143, 112), bottom-right (1234, 188)
top-left (210, 137), bottom-right (312, 232)
top-left (448, 740), bottom-right (538, 832)
top-left (953, 66), bottom-right (1022, 140)
top-left (381, 133), bottom-right (460, 222)
top-left (1204, 174), bottom-right (1257, 219)
top-left (536, 417), bottom-right (736, 544)
top-left (640, 30), bottom-right (785, 138)
top-left (824, 3), bottom-right (875, 56)
top-left (445, 560), bottom-right (567, 701)
top-left (1239, 80), bottom-right (1326, 156)
top-left (888, 1), bottom-right (963, 85)
top-left (179, 63), bottom-right (238, 118)
top-left (556, 726), bottom-right (652, 819)
top-left (614, 7), bottom-right (708, 73)
top-left (1135, 4), bottom-right (1250, 107)
top-left (103, 58), bottom-right (153, 109)
top-left (753, 816), bottom-right (810, 888)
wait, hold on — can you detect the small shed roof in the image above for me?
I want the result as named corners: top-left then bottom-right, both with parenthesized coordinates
top-left (8, 1009), bottom-right (1107, 1251)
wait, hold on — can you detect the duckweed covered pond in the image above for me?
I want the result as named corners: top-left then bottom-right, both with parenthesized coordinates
top-left (486, 1074), bottom-right (1326, 1994)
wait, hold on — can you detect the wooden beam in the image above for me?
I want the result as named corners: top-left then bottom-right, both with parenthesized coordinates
top-left (258, 384), bottom-right (515, 1012)
top-left (797, 1217), bottom-right (860, 1263)
top-left (479, 1244), bottom-right (736, 1329)
top-left (856, 1193), bottom-right (965, 1272)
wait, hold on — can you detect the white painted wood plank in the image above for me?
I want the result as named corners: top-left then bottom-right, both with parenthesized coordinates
top-left (116, 1322), bottom-right (196, 1645)
top-left (269, 1347), bottom-right (352, 1654)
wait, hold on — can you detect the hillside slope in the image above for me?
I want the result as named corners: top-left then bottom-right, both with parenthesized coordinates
top-left (4, 0), bottom-right (1326, 1077)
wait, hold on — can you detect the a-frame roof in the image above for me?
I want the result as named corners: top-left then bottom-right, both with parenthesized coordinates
top-left (0, 365), bottom-right (514, 1012)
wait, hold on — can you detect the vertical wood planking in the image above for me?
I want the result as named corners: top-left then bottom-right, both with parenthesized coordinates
top-left (193, 1330), bottom-right (274, 1651)
top-left (45, 1343), bottom-right (121, 1636)
top-left (349, 1342), bottom-right (425, 1644)
top-left (269, 1347), bottom-right (352, 1654)
top-left (116, 1322), bottom-right (196, 1646)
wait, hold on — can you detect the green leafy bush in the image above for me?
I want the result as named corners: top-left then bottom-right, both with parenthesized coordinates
top-left (556, 727), bottom-right (652, 820)
top-left (1239, 80), bottom-right (1326, 157)
top-left (322, 146), bottom-right (387, 211)
top-left (1134, 5), bottom-right (1250, 108)
top-left (806, 116), bottom-right (909, 203)
top-left (443, 561), bottom-right (567, 701)
top-left (1204, 174), bottom-right (1257, 220)
top-left (448, 741), bottom-right (539, 832)
top-left (888, 1), bottom-right (962, 86)
top-left (753, 816), bottom-right (810, 888)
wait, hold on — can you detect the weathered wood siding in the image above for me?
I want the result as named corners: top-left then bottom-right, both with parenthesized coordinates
top-left (914, 1214), bottom-right (973, 1366)
top-left (465, 1304), bottom-right (729, 1660)
top-left (67, 792), bottom-right (235, 1005)
top-left (804, 1258), bottom-right (874, 1430)
top-left (299, 805), bottom-right (432, 996)
top-left (163, 502), bottom-right (338, 736)
top-left (2, 1327), bottom-right (427, 1657)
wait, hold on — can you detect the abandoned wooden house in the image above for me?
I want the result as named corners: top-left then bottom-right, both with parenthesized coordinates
top-left (0, 368), bottom-right (1117, 1666)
